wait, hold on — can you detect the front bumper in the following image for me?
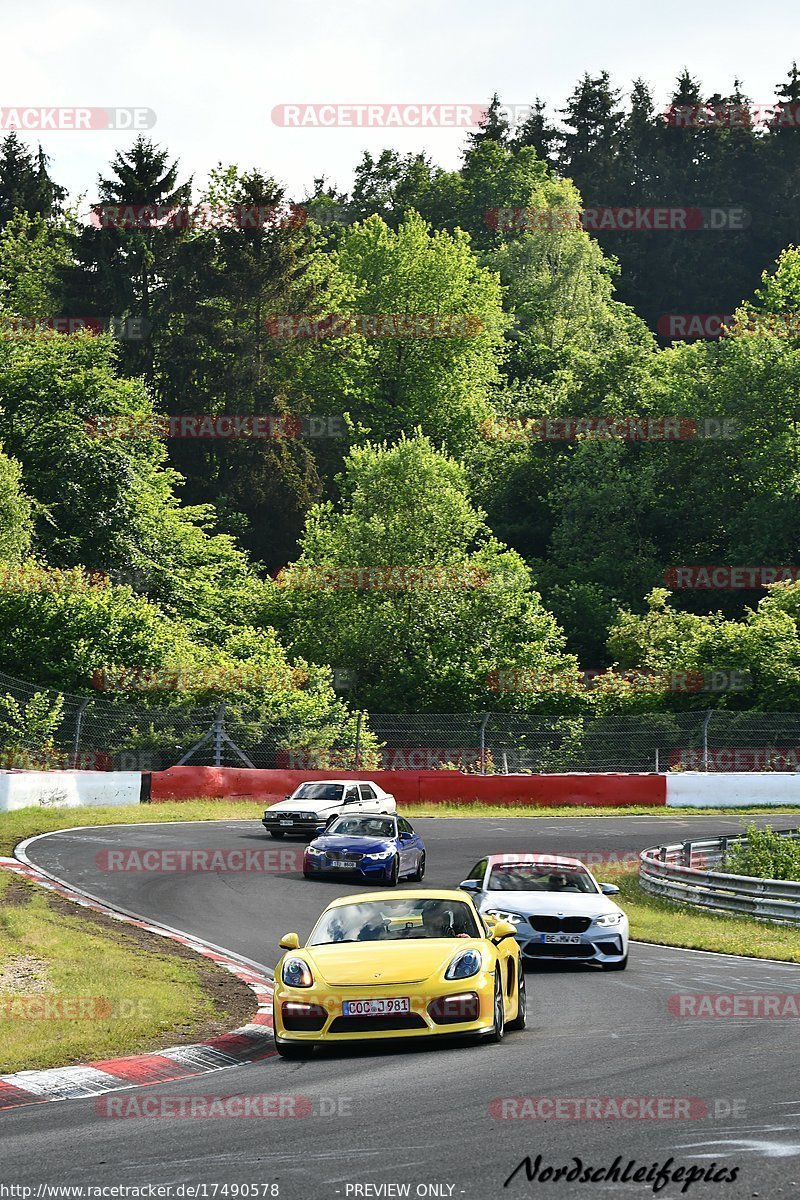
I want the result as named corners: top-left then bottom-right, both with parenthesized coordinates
top-left (273, 973), bottom-right (497, 1044)
top-left (303, 854), bottom-right (394, 880)
top-left (515, 924), bottom-right (628, 964)
top-left (262, 816), bottom-right (322, 838)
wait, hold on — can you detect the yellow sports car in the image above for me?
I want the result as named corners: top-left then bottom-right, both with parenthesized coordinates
top-left (272, 888), bottom-right (525, 1056)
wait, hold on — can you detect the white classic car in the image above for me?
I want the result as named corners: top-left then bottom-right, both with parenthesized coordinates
top-left (262, 779), bottom-right (397, 839)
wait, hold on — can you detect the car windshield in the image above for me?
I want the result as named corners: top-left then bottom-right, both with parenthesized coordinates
top-left (294, 783), bottom-right (344, 802)
top-left (309, 898), bottom-right (480, 944)
top-left (487, 863), bottom-right (598, 894)
top-left (326, 816), bottom-right (395, 838)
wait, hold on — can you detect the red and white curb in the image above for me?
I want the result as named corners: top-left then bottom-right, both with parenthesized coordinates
top-left (0, 853), bottom-right (275, 1111)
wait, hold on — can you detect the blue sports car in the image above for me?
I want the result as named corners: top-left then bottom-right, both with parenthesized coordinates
top-left (302, 813), bottom-right (426, 886)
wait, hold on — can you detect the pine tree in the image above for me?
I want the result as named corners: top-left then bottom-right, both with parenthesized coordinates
top-left (468, 93), bottom-right (511, 149)
top-left (558, 72), bottom-right (624, 198)
top-left (0, 133), bottom-right (65, 228)
top-left (62, 137), bottom-right (192, 377)
top-left (511, 98), bottom-right (560, 167)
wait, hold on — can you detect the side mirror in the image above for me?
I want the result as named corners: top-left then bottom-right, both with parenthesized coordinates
top-left (279, 932), bottom-right (300, 950)
top-left (459, 879), bottom-right (481, 893)
top-left (314, 825), bottom-right (326, 835)
top-left (400, 831), bottom-right (412, 842)
top-left (600, 883), bottom-right (620, 895)
top-left (283, 794), bottom-right (290, 801)
top-left (491, 920), bottom-right (516, 943)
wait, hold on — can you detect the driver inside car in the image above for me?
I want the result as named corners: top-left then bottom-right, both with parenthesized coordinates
top-left (421, 903), bottom-right (456, 937)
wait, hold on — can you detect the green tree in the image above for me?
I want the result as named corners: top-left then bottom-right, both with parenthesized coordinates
top-left (0, 134), bottom-right (65, 229)
top-left (63, 136), bottom-right (192, 378)
top-left (0, 210), bottom-right (74, 318)
top-left (0, 327), bottom-right (259, 632)
top-left (327, 213), bottom-right (506, 454)
top-left (259, 435), bottom-right (576, 711)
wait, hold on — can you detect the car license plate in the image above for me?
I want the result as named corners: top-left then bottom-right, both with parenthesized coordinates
top-left (541, 934), bottom-right (581, 944)
top-left (330, 860), bottom-right (357, 869)
top-left (279, 819), bottom-right (293, 825)
top-left (342, 997), bottom-right (410, 1016)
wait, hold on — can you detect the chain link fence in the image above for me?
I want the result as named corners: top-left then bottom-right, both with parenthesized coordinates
top-left (2, 669), bottom-right (800, 772)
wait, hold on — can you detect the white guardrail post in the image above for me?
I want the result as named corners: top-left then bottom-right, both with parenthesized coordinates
top-left (639, 827), bottom-right (800, 925)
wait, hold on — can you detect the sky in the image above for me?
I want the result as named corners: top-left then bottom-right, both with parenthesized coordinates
top-left (1, 0), bottom-right (798, 204)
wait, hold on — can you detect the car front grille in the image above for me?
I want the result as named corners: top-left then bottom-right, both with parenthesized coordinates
top-left (326, 851), bottom-right (364, 863)
top-left (523, 943), bottom-right (595, 958)
top-left (527, 915), bottom-right (592, 933)
top-left (328, 1013), bottom-right (427, 1033)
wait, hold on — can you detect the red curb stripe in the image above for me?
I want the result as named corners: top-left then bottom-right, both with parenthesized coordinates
top-left (200, 1034), bottom-right (269, 1059)
top-left (0, 1081), bottom-right (45, 1110)
top-left (89, 1054), bottom-right (195, 1083)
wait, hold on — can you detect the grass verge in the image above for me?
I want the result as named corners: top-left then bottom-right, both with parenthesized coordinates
top-left (614, 870), bottom-right (800, 963)
top-left (0, 871), bottom-right (254, 1073)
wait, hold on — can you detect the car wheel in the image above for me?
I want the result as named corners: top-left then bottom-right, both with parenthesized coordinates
top-left (269, 830), bottom-right (285, 839)
top-left (602, 955), bottom-right (628, 971)
top-left (487, 972), bottom-right (505, 1043)
top-left (507, 965), bottom-right (526, 1030)
top-left (386, 856), bottom-right (399, 886)
top-left (302, 869), bottom-right (314, 880)
top-left (274, 1037), bottom-right (313, 1059)
top-left (412, 851), bottom-right (426, 882)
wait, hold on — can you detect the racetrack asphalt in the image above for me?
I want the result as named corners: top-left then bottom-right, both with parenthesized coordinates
top-left (2, 813), bottom-right (800, 1199)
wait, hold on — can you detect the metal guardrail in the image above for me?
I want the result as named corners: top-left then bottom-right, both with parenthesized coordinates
top-left (639, 828), bottom-right (800, 924)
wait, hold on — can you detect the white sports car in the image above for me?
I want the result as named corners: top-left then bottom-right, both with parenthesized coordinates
top-left (262, 779), bottom-right (397, 839)
top-left (459, 853), bottom-right (629, 970)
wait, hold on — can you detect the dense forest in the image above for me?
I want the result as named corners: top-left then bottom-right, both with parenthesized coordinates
top-left (0, 65), bottom-right (799, 742)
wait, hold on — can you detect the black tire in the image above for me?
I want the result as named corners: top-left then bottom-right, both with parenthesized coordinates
top-left (412, 851), bottom-right (426, 882)
top-left (487, 971), bottom-right (505, 1043)
top-left (386, 856), bottom-right (400, 886)
top-left (302, 869), bottom-right (313, 880)
top-left (269, 830), bottom-right (285, 839)
top-left (602, 955), bottom-right (628, 971)
top-left (274, 1037), bottom-right (312, 1059)
top-left (507, 964), bottom-right (526, 1030)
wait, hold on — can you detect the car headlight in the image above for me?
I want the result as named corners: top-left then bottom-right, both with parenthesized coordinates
top-left (364, 849), bottom-right (394, 860)
top-left (445, 949), bottom-right (483, 980)
top-left (282, 956), bottom-right (313, 987)
top-left (595, 912), bottom-right (624, 927)
top-left (306, 846), bottom-right (324, 855)
top-left (485, 909), bottom-right (523, 925)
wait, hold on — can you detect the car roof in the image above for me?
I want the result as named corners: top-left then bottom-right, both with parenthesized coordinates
top-left (296, 779), bottom-right (375, 787)
top-left (485, 852), bottom-right (587, 870)
top-left (324, 888), bottom-right (471, 909)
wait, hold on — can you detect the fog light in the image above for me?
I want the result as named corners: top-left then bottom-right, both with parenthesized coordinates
top-left (428, 993), bottom-right (480, 1024)
top-left (281, 1002), bottom-right (327, 1031)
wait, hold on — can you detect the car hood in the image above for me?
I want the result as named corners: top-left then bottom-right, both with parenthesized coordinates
top-left (305, 939), bottom-right (478, 986)
top-left (481, 890), bottom-right (622, 918)
top-left (310, 835), bottom-right (394, 853)
top-left (265, 797), bottom-right (339, 815)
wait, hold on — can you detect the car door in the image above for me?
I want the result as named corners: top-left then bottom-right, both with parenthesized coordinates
top-left (358, 783), bottom-right (376, 809)
top-left (342, 784), bottom-right (360, 813)
top-left (397, 817), bottom-right (417, 872)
